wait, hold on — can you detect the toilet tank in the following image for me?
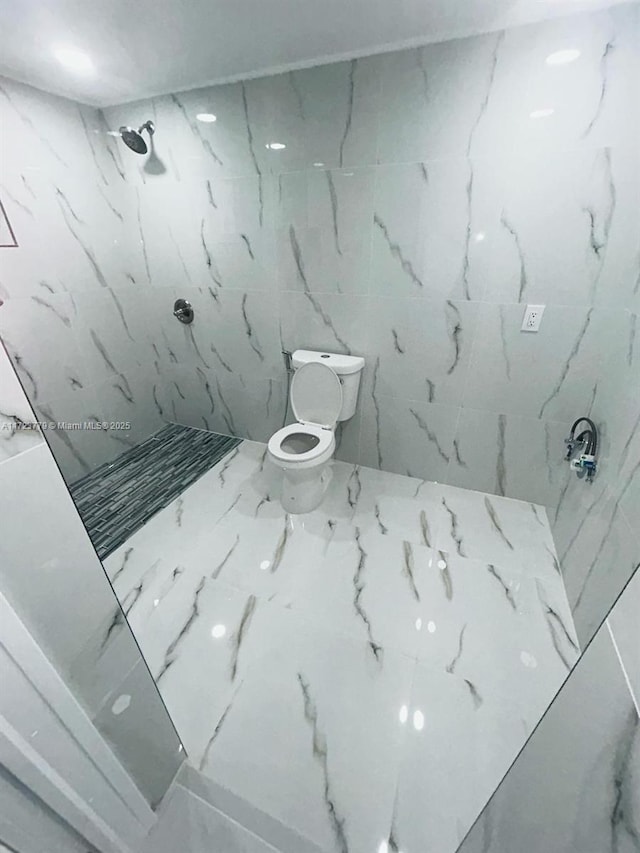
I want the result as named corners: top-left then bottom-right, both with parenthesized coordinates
top-left (292, 350), bottom-right (365, 422)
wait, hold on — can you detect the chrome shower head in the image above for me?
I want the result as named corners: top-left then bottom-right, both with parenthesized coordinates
top-left (119, 120), bottom-right (155, 154)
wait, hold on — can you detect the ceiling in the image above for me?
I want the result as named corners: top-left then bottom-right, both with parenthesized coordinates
top-left (0, 0), bottom-right (629, 106)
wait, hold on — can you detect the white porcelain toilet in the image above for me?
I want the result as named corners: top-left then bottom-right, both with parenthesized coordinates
top-left (268, 349), bottom-right (365, 514)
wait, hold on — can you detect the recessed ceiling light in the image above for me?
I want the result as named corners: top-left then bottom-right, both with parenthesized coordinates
top-left (52, 45), bottom-right (95, 75)
top-left (530, 108), bottom-right (555, 119)
top-left (196, 113), bottom-right (217, 123)
top-left (265, 142), bottom-right (286, 150)
top-left (313, 162), bottom-right (325, 167)
top-left (546, 49), bottom-right (581, 66)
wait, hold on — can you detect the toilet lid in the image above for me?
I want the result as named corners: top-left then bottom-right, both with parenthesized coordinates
top-left (291, 362), bottom-right (343, 428)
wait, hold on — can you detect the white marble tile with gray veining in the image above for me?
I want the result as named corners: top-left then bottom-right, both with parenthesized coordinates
top-left (416, 549), bottom-right (579, 722)
top-left (359, 392), bottom-right (459, 482)
top-left (375, 4), bottom-right (639, 166)
top-left (464, 303), bottom-right (622, 422)
top-left (470, 146), bottom-right (640, 310)
top-left (553, 481), bottom-right (639, 647)
top-left (388, 662), bottom-right (530, 853)
top-left (0, 341), bottom-right (42, 461)
top-left (4, 4), bottom-right (639, 496)
top-left (362, 297), bottom-right (479, 406)
top-left (279, 290), bottom-right (370, 358)
top-left (33, 387), bottom-right (126, 484)
top-left (370, 159), bottom-right (481, 301)
top-left (456, 623), bottom-right (640, 853)
top-left (101, 439), bottom-right (584, 853)
top-left (448, 408), bottom-right (571, 509)
top-left (277, 167), bottom-right (374, 296)
top-left (193, 603), bottom-right (411, 853)
top-left (0, 292), bottom-right (88, 405)
top-left (433, 483), bottom-right (559, 577)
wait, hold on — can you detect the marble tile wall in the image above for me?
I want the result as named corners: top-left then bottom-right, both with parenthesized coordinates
top-left (0, 77), bottom-right (167, 483)
top-left (0, 340), bottom-right (183, 805)
top-left (1, 6), bottom-right (638, 647)
top-left (551, 296), bottom-right (640, 645)
top-left (456, 565), bottom-right (640, 853)
top-left (98, 2), bottom-right (640, 514)
top-left (609, 566), bottom-right (640, 708)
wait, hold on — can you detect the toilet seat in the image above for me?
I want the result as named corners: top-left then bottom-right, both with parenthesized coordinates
top-left (268, 423), bottom-right (335, 468)
top-left (291, 362), bottom-right (342, 428)
top-left (268, 361), bottom-right (341, 471)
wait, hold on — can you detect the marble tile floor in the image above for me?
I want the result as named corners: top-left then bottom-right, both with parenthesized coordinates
top-left (103, 441), bottom-right (580, 853)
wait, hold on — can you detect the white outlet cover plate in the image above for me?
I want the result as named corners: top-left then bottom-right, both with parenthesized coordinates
top-left (521, 304), bottom-right (546, 332)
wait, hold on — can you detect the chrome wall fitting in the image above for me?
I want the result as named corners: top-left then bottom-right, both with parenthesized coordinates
top-left (173, 298), bottom-right (194, 324)
top-left (564, 416), bottom-right (598, 482)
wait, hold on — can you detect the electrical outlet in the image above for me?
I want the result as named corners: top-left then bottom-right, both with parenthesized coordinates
top-left (521, 304), bottom-right (545, 332)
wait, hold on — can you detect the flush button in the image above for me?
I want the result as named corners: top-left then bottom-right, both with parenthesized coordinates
top-left (321, 354), bottom-right (330, 358)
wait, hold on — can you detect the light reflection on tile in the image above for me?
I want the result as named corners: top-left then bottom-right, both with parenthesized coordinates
top-left (104, 439), bottom-right (580, 852)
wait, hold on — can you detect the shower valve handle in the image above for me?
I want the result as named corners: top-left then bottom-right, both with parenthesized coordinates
top-left (173, 298), bottom-right (194, 324)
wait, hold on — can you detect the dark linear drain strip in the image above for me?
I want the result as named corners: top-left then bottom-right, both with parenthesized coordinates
top-left (70, 424), bottom-right (241, 560)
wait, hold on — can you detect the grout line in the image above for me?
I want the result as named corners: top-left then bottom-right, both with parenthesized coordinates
top-left (357, 159), bottom-right (378, 470)
top-left (0, 436), bottom-right (47, 468)
top-left (173, 781), bottom-right (320, 853)
top-left (174, 784), bottom-right (281, 852)
top-left (607, 620), bottom-right (640, 717)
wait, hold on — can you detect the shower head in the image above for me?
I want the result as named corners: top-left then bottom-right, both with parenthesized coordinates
top-left (119, 120), bottom-right (155, 154)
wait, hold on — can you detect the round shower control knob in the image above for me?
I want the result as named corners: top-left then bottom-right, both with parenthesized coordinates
top-left (173, 298), bottom-right (194, 324)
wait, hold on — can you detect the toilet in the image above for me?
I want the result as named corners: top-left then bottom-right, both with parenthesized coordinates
top-left (268, 349), bottom-right (365, 513)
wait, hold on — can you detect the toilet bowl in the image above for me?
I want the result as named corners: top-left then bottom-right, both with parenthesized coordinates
top-left (268, 350), bottom-right (365, 513)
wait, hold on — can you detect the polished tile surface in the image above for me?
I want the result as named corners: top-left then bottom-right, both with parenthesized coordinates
top-left (457, 608), bottom-right (640, 853)
top-left (104, 440), bottom-right (579, 853)
top-left (3, 4), bottom-right (639, 505)
top-left (0, 340), bottom-right (43, 463)
top-left (0, 342), bottom-right (184, 807)
top-left (139, 783), bottom-right (283, 853)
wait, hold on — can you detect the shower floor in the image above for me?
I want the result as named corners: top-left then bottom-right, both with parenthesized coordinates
top-left (70, 423), bottom-right (241, 558)
top-left (104, 439), bottom-right (579, 853)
